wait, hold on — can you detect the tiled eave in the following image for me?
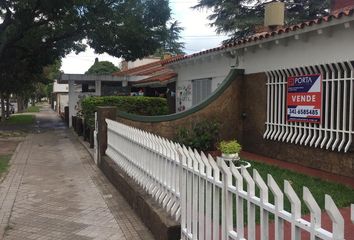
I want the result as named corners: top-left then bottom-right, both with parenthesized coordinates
top-left (164, 9), bottom-right (354, 66)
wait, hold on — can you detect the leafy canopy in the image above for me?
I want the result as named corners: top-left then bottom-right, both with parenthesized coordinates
top-left (86, 59), bottom-right (120, 75)
top-left (0, 0), bottom-right (171, 97)
top-left (156, 20), bottom-right (185, 56)
top-left (193, 0), bottom-right (330, 41)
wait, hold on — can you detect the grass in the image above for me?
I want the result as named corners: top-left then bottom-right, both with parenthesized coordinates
top-left (228, 159), bottom-right (354, 224)
top-left (26, 106), bottom-right (40, 112)
top-left (0, 155), bottom-right (11, 176)
top-left (245, 160), bottom-right (354, 212)
top-left (2, 115), bottom-right (35, 125)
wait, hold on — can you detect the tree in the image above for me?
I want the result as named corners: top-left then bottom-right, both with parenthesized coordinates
top-left (193, 0), bottom-right (330, 42)
top-left (42, 60), bottom-right (62, 103)
top-left (86, 58), bottom-right (120, 75)
top-left (164, 20), bottom-right (185, 55)
top-left (0, 0), bottom-right (171, 117)
top-left (0, 0), bottom-right (171, 61)
top-left (155, 20), bottom-right (185, 57)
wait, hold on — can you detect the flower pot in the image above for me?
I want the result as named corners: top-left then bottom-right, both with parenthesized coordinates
top-left (221, 153), bottom-right (240, 161)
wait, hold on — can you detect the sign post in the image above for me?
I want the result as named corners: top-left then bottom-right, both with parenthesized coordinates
top-left (287, 74), bottom-right (322, 124)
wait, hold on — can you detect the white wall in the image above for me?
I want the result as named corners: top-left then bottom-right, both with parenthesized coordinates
top-left (59, 94), bottom-right (68, 114)
top-left (128, 57), bottom-right (160, 69)
top-left (171, 18), bottom-right (354, 112)
top-left (243, 25), bottom-right (354, 74)
top-left (68, 80), bottom-right (101, 127)
top-left (172, 55), bottom-right (234, 112)
top-left (53, 80), bottom-right (68, 93)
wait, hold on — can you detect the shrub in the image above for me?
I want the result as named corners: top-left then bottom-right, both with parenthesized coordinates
top-left (174, 120), bottom-right (220, 152)
top-left (81, 96), bottom-right (169, 127)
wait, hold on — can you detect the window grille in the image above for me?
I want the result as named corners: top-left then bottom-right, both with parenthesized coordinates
top-left (264, 61), bottom-right (354, 152)
top-left (192, 78), bottom-right (212, 106)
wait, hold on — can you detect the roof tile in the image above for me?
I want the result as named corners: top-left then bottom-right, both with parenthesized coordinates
top-left (163, 9), bottom-right (354, 65)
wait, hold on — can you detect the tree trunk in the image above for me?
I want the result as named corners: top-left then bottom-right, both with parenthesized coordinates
top-left (5, 95), bottom-right (10, 118)
top-left (17, 95), bottom-right (25, 113)
top-left (0, 93), bottom-right (5, 122)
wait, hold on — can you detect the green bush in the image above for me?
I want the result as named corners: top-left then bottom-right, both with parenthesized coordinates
top-left (174, 120), bottom-right (220, 152)
top-left (81, 96), bottom-right (169, 127)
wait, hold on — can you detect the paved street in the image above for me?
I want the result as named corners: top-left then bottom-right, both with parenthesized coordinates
top-left (0, 105), bottom-right (154, 240)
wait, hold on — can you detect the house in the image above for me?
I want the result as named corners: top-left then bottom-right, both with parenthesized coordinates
top-left (57, 55), bottom-right (181, 126)
top-left (165, 0), bottom-right (354, 114)
top-left (58, 74), bottom-right (127, 126)
top-left (122, 0), bottom-right (354, 177)
top-left (120, 56), bottom-right (161, 70)
top-left (113, 55), bottom-right (180, 113)
top-left (52, 80), bottom-right (69, 117)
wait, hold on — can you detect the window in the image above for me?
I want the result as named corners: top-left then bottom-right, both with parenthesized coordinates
top-left (82, 83), bottom-right (96, 93)
top-left (192, 78), bottom-right (212, 106)
top-left (264, 61), bottom-right (354, 152)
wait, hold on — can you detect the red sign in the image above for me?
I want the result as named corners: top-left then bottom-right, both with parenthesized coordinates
top-left (287, 74), bottom-right (322, 123)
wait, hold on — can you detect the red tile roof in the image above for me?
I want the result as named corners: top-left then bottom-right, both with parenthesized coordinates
top-left (132, 72), bottom-right (177, 85)
top-left (113, 56), bottom-right (181, 86)
top-left (163, 8), bottom-right (354, 65)
top-left (113, 55), bottom-right (182, 77)
top-left (113, 60), bottom-right (161, 76)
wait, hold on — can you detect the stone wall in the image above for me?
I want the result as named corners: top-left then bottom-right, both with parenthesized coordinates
top-left (242, 73), bottom-right (354, 178)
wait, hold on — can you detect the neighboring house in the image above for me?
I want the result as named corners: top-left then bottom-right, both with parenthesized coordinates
top-left (120, 56), bottom-right (161, 70)
top-left (58, 74), bottom-right (127, 126)
top-left (161, 0), bottom-right (354, 161)
top-left (58, 56), bottom-right (180, 126)
top-left (164, 0), bottom-right (354, 114)
top-left (113, 56), bottom-right (180, 113)
top-left (52, 80), bottom-right (69, 117)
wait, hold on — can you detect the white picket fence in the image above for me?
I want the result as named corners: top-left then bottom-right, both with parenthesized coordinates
top-left (104, 119), bottom-right (352, 240)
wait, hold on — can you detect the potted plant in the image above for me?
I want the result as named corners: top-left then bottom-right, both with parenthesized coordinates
top-left (218, 140), bottom-right (242, 160)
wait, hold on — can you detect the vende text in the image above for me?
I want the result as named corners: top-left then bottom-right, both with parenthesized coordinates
top-left (291, 95), bottom-right (316, 103)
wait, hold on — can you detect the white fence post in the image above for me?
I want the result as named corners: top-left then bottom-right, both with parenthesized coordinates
top-left (303, 187), bottom-right (321, 240)
top-left (93, 112), bottom-right (98, 164)
top-left (284, 180), bottom-right (301, 240)
top-left (325, 195), bottom-right (344, 240)
top-left (218, 158), bottom-right (233, 240)
top-left (254, 169), bottom-right (269, 240)
top-left (268, 174), bottom-right (284, 240)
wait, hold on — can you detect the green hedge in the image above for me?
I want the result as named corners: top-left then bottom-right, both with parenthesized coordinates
top-left (81, 96), bottom-right (169, 127)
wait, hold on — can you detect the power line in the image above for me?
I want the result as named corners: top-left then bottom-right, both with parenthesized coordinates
top-left (182, 35), bottom-right (227, 38)
top-left (170, 1), bottom-right (195, 4)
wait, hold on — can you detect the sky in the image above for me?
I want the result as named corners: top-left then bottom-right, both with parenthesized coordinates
top-left (60, 0), bottom-right (228, 74)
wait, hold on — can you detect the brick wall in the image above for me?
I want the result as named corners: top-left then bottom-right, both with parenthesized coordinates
top-left (117, 73), bottom-right (244, 143)
top-left (242, 73), bottom-right (354, 178)
top-left (115, 71), bottom-right (354, 178)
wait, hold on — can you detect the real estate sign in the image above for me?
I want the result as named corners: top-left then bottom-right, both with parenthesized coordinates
top-left (287, 74), bottom-right (322, 123)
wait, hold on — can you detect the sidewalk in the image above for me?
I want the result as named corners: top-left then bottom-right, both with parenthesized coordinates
top-left (0, 106), bottom-right (154, 240)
